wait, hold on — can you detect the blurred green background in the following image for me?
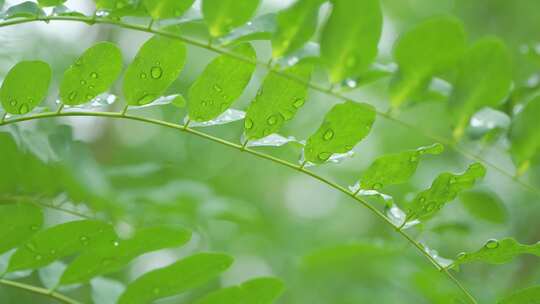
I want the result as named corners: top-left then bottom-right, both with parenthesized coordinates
top-left (1, 0), bottom-right (540, 303)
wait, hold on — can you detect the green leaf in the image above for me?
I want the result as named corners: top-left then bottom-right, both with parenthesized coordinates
top-left (320, 0), bottom-right (382, 84)
top-left (94, 0), bottom-right (148, 17)
top-left (454, 237), bottom-right (540, 266)
top-left (172, 94), bottom-right (187, 108)
top-left (304, 101), bottom-right (375, 165)
top-left (498, 285), bottom-right (540, 304)
top-left (123, 35), bottom-right (187, 106)
top-left (218, 13), bottom-right (276, 46)
top-left (143, 0), bottom-right (195, 20)
top-left (450, 37), bottom-right (512, 139)
top-left (0, 61), bottom-right (51, 115)
top-left (390, 17), bottom-right (466, 110)
top-left (358, 143), bottom-right (444, 190)
top-left (118, 253), bottom-right (233, 304)
top-left (194, 277), bottom-right (284, 304)
top-left (459, 190), bottom-right (508, 224)
top-left (0, 203), bottom-right (43, 255)
top-left (406, 163), bottom-right (486, 222)
top-left (202, 0), bottom-right (261, 37)
top-left (60, 42), bottom-right (123, 106)
top-left (509, 96), bottom-right (540, 175)
top-left (271, 0), bottom-right (324, 58)
top-left (187, 43), bottom-right (256, 122)
top-left (60, 226), bottom-right (191, 285)
top-left (4, 2), bottom-right (46, 19)
top-left (37, 0), bottom-right (66, 7)
top-left (7, 220), bottom-right (116, 272)
top-left (244, 61), bottom-right (313, 140)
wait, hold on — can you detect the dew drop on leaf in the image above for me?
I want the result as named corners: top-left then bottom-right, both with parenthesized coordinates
top-left (323, 129), bottom-right (334, 141)
top-left (140, 72), bottom-right (147, 79)
top-left (456, 252), bottom-right (467, 260)
top-left (267, 115), bottom-right (278, 125)
top-left (244, 118), bottom-right (254, 129)
top-left (292, 98), bottom-right (305, 109)
top-left (90, 72), bottom-right (98, 79)
top-left (80, 80), bottom-right (87, 85)
top-left (9, 99), bottom-right (17, 106)
top-left (213, 84), bottom-right (223, 92)
top-left (484, 239), bottom-right (499, 249)
top-left (69, 91), bottom-right (77, 101)
top-left (19, 104), bottom-right (29, 114)
top-left (318, 152), bottom-right (332, 161)
top-left (150, 66), bottom-right (163, 79)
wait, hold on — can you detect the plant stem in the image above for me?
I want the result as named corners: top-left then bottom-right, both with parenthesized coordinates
top-left (0, 15), bottom-right (535, 199)
top-left (0, 279), bottom-right (82, 304)
top-left (0, 111), bottom-right (478, 303)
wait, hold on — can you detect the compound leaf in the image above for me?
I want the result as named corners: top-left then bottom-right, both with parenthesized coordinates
top-left (459, 190), bottom-right (508, 224)
top-left (390, 17), bottom-right (466, 110)
top-left (60, 42), bottom-right (123, 106)
top-left (450, 37), bottom-right (512, 139)
top-left (118, 253), bottom-right (233, 304)
top-left (509, 96), bottom-right (540, 175)
top-left (202, 0), bottom-right (260, 37)
top-left (188, 43), bottom-right (256, 122)
top-left (4, 2), bottom-right (45, 19)
top-left (406, 163), bottom-right (486, 222)
top-left (0, 203), bottom-right (43, 255)
top-left (7, 220), bottom-right (116, 272)
top-left (304, 101), bottom-right (375, 164)
top-left (194, 277), bottom-right (284, 304)
top-left (37, 0), bottom-right (66, 7)
top-left (60, 226), bottom-right (191, 285)
top-left (271, 0), bottom-right (324, 58)
top-left (454, 237), bottom-right (540, 266)
top-left (498, 285), bottom-right (540, 304)
top-left (143, 0), bottom-right (195, 20)
top-left (0, 61), bottom-right (51, 115)
top-left (123, 35), bottom-right (186, 106)
top-left (358, 143), bottom-right (444, 190)
top-left (320, 0), bottom-right (382, 84)
top-left (244, 61), bottom-right (313, 140)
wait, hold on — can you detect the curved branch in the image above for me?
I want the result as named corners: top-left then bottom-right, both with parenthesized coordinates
top-left (0, 110), bottom-right (477, 303)
top-left (0, 278), bottom-right (82, 304)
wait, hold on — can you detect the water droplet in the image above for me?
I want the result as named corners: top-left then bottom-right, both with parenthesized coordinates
top-left (140, 72), bottom-right (147, 79)
top-left (244, 118), bottom-right (253, 130)
top-left (456, 252), bottom-right (467, 260)
top-left (86, 94), bottom-right (95, 100)
top-left (19, 104), bottom-right (29, 114)
top-left (80, 80), bottom-right (87, 85)
top-left (9, 99), bottom-right (17, 106)
top-left (35, 254), bottom-right (42, 260)
top-left (90, 72), bottom-right (98, 79)
top-left (113, 241), bottom-right (119, 247)
top-left (484, 239), bottom-right (499, 249)
top-left (323, 129), bottom-right (334, 141)
top-left (344, 145), bottom-right (353, 150)
top-left (267, 115), bottom-right (278, 125)
top-left (69, 91), bottom-right (77, 101)
top-left (150, 66), bottom-right (163, 79)
top-left (80, 236), bottom-right (89, 245)
top-left (137, 94), bottom-right (155, 105)
top-left (281, 110), bottom-right (294, 121)
top-left (292, 98), bottom-right (305, 109)
top-left (419, 197), bottom-right (426, 203)
top-left (213, 84), bottom-right (223, 92)
top-left (89, 85), bottom-right (95, 90)
top-left (318, 152), bottom-right (332, 161)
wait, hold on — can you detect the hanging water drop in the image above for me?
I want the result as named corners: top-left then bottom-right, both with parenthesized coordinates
top-left (19, 104), bottom-right (29, 114)
top-left (80, 80), bottom-right (87, 85)
top-left (323, 129), bottom-right (334, 141)
top-left (292, 98), bottom-right (305, 108)
top-left (267, 115), bottom-right (278, 125)
top-left (213, 84), bottom-right (223, 92)
top-left (484, 239), bottom-right (499, 249)
top-left (244, 118), bottom-right (254, 130)
top-left (9, 99), bottom-right (17, 107)
top-left (456, 252), bottom-right (467, 260)
top-left (140, 72), bottom-right (147, 79)
top-left (150, 66), bottom-right (163, 79)
top-left (90, 72), bottom-right (98, 79)
top-left (69, 91), bottom-right (77, 101)
top-left (318, 152), bottom-right (332, 161)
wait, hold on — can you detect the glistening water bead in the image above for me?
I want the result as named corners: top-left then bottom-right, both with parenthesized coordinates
top-left (484, 239), bottom-right (499, 249)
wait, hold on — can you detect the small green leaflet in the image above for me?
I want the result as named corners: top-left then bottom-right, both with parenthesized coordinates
top-left (0, 203), bottom-right (42, 255)
top-left (406, 163), bottom-right (486, 222)
top-left (449, 37), bottom-right (512, 139)
top-left (304, 101), bottom-right (375, 164)
top-left (498, 285), bottom-right (540, 304)
top-left (202, 0), bottom-right (261, 37)
top-left (118, 253), bottom-right (233, 304)
top-left (358, 143), bottom-right (444, 190)
top-left (459, 190), bottom-right (507, 224)
top-left (271, 0), bottom-right (324, 58)
top-left (509, 96), bottom-right (540, 175)
top-left (143, 0), bottom-right (195, 20)
top-left (219, 13), bottom-right (276, 46)
top-left (4, 2), bottom-right (45, 19)
top-left (93, 0), bottom-right (147, 17)
top-left (0, 61), bottom-right (51, 115)
top-left (60, 42), bottom-right (123, 106)
top-left (123, 35), bottom-right (186, 106)
top-left (7, 220), bottom-right (116, 272)
top-left (244, 61), bottom-right (313, 140)
top-left (194, 277), bottom-right (285, 304)
top-left (60, 226), bottom-right (191, 285)
top-left (37, 0), bottom-right (66, 7)
top-left (390, 16), bottom-right (466, 110)
top-left (454, 237), bottom-right (540, 266)
top-left (188, 43), bottom-right (256, 122)
top-left (320, 0), bottom-right (382, 84)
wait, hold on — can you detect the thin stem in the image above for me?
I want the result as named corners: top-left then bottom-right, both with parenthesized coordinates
top-left (0, 111), bottom-right (477, 303)
top-left (0, 16), bottom-right (535, 199)
top-left (0, 278), bottom-right (82, 304)
top-left (121, 104), bottom-right (129, 116)
top-left (56, 103), bottom-right (64, 114)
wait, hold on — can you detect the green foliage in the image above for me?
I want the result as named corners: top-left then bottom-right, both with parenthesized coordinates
top-left (194, 277), bottom-right (284, 304)
top-left (143, 0), bottom-right (194, 20)
top-left (0, 61), bottom-right (51, 114)
top-left (0, 203), bottom-right (42, 255)
top-left (509, 96), bottom-right (540, 174)
top-left (499, 286), bottom-right (540, 304)
top-left (123, 35), bottom-right (186, 106)
top-left (304, 101), bottom-right (375, 164)
top-left (118, 253), bottom-right (233, 304)
top-left (60, 42), bottom-right (123, 106)
top-left (459, 190), bottom-right (508, 224)
top-left (320, 0), bottom-right (382, 84)
top-left (390, 17), bottom-right (466, 110)
top-left (4, 1), bottom-right (44, 19)
top-left (202, 0), bottom-right (260, 37)
top-left (37, 0), bottom-right (65, 7)
top-left (188, 43), bottom-right (256, 122)
top-left (244, 61), bottom-right (312, 140)
top-left (454, 238), bottom-right (540, 266)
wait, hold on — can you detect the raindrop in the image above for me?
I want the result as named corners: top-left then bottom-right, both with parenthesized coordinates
top-left (281, 110), bottom-right (294, 121)
top-left (456, 252), bottom-right (467, 260)
top-left (318, 152), bottom-right (332, 161)
top-left (90, 72), bottom-right (98, 79)
top-left (345, 79), bottom-right (357, 88)
top-left (266, 115), bottom-right (278, 125)
top-left (68, 91), bottom-right (77, 101)
top-left (323, 129), bottom-right (334, 141)
top-left (292, 98), bottom-right (305, 109)
top-left (9, 99), bottom-right (17, 106)
top-left (80, 80), bottom-right (87, 85)
top-left (150, 66), bottom-right (163, 79)
top-left (19, 104), bottom-right (29, 114)
top-left (484, 239), bottom-right (499, 249)
top-left (213, 84), bottom-right (223, 92)
top-left (113, 241), bottom-right (119, 247)
top-left (244, 118), bottom-right (254, 130)
top-left (140, 72), bottom-right (147, 79)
